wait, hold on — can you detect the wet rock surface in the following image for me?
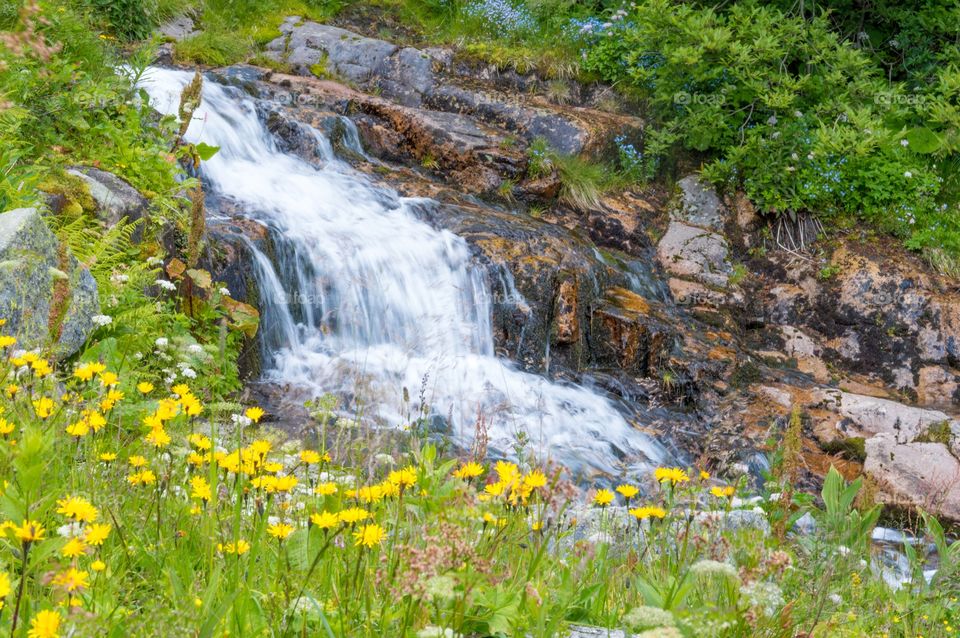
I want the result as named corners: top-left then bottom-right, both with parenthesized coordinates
top-left (165, 21), bottom-right (960, 520)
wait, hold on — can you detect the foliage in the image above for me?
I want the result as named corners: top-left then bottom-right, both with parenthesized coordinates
top-left (0, 351), bottom-right (955, 637)
top-left (576, 0), bottom-right (960, 270)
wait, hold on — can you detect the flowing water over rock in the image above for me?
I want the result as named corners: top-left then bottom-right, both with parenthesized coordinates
top-left (141, 67), bottom-right (667, 477)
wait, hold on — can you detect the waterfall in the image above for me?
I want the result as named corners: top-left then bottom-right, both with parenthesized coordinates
top-left (141, 67), bottom-right (666, 477)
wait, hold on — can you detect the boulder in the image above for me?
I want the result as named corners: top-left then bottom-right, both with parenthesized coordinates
top-left (673, 175), bottom-right (725, 231)
top-left (812, 389), bottom-right (960, 452)
top-left (0, 208), bottom-right (99, 357)
top-left (656, 221), bottom-right (732, 288)
top-left (159, 15), bottom-right (199, 41)
top-left (66, 166), bottom-right (148, 228)
top-left (864, 433), bottom-right (960, 522)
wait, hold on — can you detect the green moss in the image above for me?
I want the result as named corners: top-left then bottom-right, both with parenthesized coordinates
top-left (914, 420), bottom-right (954, 446)
top-left (173, 32), bottom-right (251, 66)
top-left (822, 437), bottom-right (867, 462)
top-left (37, 171), bottom-right (96, 213)
top-left (730, 361), bottom-right (761, 388)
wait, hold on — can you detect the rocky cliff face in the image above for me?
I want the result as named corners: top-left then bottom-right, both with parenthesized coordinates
top-left (162, 20), bottom-right (960, 522)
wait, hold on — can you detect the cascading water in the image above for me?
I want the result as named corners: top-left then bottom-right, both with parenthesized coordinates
top-left (141, 67), bottom-right (666, 477)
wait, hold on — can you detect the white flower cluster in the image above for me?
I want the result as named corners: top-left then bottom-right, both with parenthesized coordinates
top-left (623, 605), bottom-right (676, 631)
top-left (155, 279), bottom-right (177, 291)
top-left (91, 314), bottom-right (113, 327)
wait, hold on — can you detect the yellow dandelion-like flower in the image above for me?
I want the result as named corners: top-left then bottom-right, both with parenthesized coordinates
top-left (616, 484), bottom-right (639, 500)
top-left (188, 433), bottom-right (212, 450)
top-left (654, 467), bottom-right (690, 485)
top-left (90, 560), bottom-right (106, 572)
top-left (99, 371), bottom-right (119, 387)
top-left (73, 364), bottom-right (96, 382)
top-left (0, 571), bottom-right (9, 601)
top-left (272, 475), bottom-right (298, 493)
top-left (32, 397), bottom-right (54, 419)
top-left (56, 496), bottom-right (98, 523)
top-left (4, 384), bottom-right (18, 398)
top-left (84, 523), bottom-right (111, 546)
top-left (594, 489), bottom-right (615, 506)
top-left (52, 568), bottom-right (89, 592)
top-left (15, 520), bottom-right (45, 543)
top-left (310, 511), bottom-right (340, 529)
top-left (145, 427), bottom-right (171, 448)
top-left (628, 506), bottom-right (667, 521)
top-left (0, 335), bottom-right (15, 349)
top-left (27, 609), bottom-right (61, 638)
top-left (352, 523), bottom-right (386, 548)
top-left (190, 476), bottom-right (212, 502)
top-left (136, 382), bottom-right (154, 394)
top-left (245, 406), bottom-right (265, 423)
top-left (315, 482), bottom-right (338, 496)
top-left (127, 470), bottom-right (156, 486)
top-left (453, 461), bottom-right (484, 480)
top-left (267, 522), bottom-right (295, 541)
top-left (60, 537), bottom-right (87, 558)
top-left (99, 452), bottom-right (117, 462)
top-left (484, 482), bottom-right (505, 497)
top-left (522, 469), bottom-right (547, 490)
top-left (387, 466), bottom-right (417, 488)
top-left (65, 420), bottom-right (90, 438)
top-left (128, 455), bottom-right (147, 468)
top-left (0, 418), bottom-right (14, 436)
top-left (300, 450), bottom-right (321, 464)
top-left (31, 359), bottom-right (52, 377)
top-left (710, 486), bottom-right (735, 499)
top-left (337, 507), bottom-right (370, 524)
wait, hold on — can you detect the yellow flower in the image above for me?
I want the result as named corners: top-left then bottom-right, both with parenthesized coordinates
top-left (84, 523), bottom-right (111, 546)
top-left (99, 452), bottom-right (117, 462)
top-left (52, 568), bottom-right (89, 592)
top-left (699, 470), bottom-right (710, 481)
top-left (245, 406), bottom-right (265, 423)
top-left (27, 609), bottom-right (61, 638)
top-left (60, 537), bottom-right (87, 558)
top-left (594, 489), bottom-right (614, 506)
top-left (136, 382), bottom-right (154, 394)
top-left (267, 522), bottom-right (294, 540)
top-left (710, 486), bottom-right (735, 499)
top-left (522, 470), bottom-right (547, 490)
top-left (181, 394), bottom-right (203, 416)
top-left (314, 482), bottom-right (338, 496)
top-left (171, 383), bottom-right (191, 396)
top-left (128, 455), bottom-right (148, 468)
top-left (616, 484), bottom-right (639, 500)
top-left (187, 452), bottom-right (208, 467)
top-left (32, 397), bottom-right (54, 419)
top-left (0, 335), bottom-right (15, 348)
top-left (628, 506), bottom-right (667, 521)
top-left (190, 476), bottom-right (212, 502)
top-left (0, 571), bottom-right (10, 601)
top-left (86, 411), bottom-right (106, 432)
top-left (357, 484), bottom-right (383, 503)
top-left (188, 433), bottom-right (212, 450)
top-left (352, 523), bottom-right (386, 548)
top-left (65, 420), bottom-right (90, 438)
top-left (337, 507), bottom-right (370, 524)
top-left (219, 539), bottom-right (251, 555)
top-left (99, 371), bottom-right (119, 387)
top-left (127, 470), bottom-right (156, 486)
top-left (90, 560), bottom-right (106, 572)
top-left (31, 359), bottom-right (52, 377)
top-left (310, 511), bottom-right (340, 529)
top-left (15, 520), bottom-right (46, 543)
top-left (56, 496), bottom-right (99, 523)
top-left (453, 461), bottom-right (484, 480)
top-left (654, 467), bottom-right (690, 485)
top-left (300, 450), bottom-right (321, 464)
top-left (73, 364), bottom-right (96, 382)
top-left (145, 427), bottom-right (171, 448)
top-left (0, 418), bottom-right (14, 436)
top-left (387, 466), bottom-right (417, 488)
top-left (156, 399), bottom-right (179, 421)
top-left (4, 384), bottom-right (18, 398)
top-left (484, 482), bottom-right (505, 497)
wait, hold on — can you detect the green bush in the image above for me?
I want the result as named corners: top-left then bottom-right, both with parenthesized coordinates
top-left (84, 0), bottom-right (160, 41)
top-left (581, 0), bottom-right (960, 267)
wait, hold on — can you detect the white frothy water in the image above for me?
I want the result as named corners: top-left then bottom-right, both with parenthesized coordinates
top-left (141, 67), bottom-right (665, 476)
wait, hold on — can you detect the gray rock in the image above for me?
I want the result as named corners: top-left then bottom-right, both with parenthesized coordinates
top-left (159, 15), bottom-right (198, 41)
top-left (812, 388), bottom-right (960, 450)
top-left (566, 626), bottom-right (636, 638)
top-left (280, 23), bottom-right (398, 83)
top-left (656, 221), bottom-right (732, 288)
top-left (674, 175), bottom-right (725, 230)
top-left (0, 208), bottom-right (99, 357)
top-left (864, 433), bottom-right (960, 523)
top-left (66, 166), bottom-right (147, 228)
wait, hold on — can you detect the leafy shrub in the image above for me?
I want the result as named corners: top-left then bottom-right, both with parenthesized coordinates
top-left (83, 0), bottom-right (159, 41)
top-left (580, 0), bottom-right (960, 267)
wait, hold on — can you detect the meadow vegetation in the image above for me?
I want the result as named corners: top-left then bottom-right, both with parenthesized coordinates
top-left (0, 1), bottom-right (959, 636)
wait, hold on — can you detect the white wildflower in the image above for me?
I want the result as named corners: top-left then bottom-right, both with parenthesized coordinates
top-left (155, 337), bottom-right (169, 348)
top-left (900, 139), bottom-right (909, 147)
top-left (181, 367), bottom-right (197, 379)
top-left (155, 279), bottom-right (177, 291)
top-left (904, 171), bottom-right (913, 178)
top-left (623, 605), bottom-right (676, 631)
top-left (690, 559), bottom-right (740, 581)
top-left (187, 344), bottom-right (204, 354)
top-left (146, 256), bottom-right (164, 266)
top-left (91, 314), bottom-right (113, 327)
top-left (218, 287), bottom-right (230, 296)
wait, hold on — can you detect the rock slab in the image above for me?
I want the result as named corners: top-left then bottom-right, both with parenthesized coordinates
top-left (0, 208), bottom-right (99, 357)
